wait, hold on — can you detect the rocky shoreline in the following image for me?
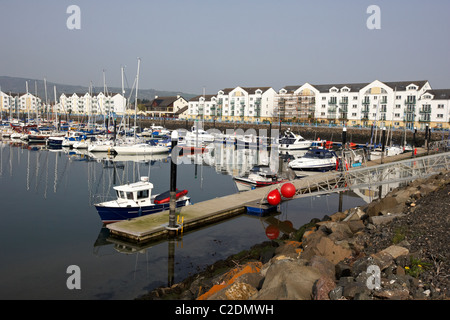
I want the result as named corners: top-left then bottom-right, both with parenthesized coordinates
top-left (138, 171), bottom-right (450, 300)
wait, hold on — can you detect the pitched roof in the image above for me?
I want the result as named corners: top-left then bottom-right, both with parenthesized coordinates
top-left (189, 94), bottom-right (216, 102)
top-left (151, 96), bottom-right (178, 108)
top-left (175, 105), bottom-right (189, 115)
top-left (282, 83), bottom-right (369, 93)
top-left (383, 80), bottom-right (429, 91)
top-left (240, 87), bottom-right (273, 94)
top-left (424, 89), bottom-right (450, 100)
top-left (282, 80), bottom-right (430, 93)
top-left (311, 83), bottom-right (370, 93)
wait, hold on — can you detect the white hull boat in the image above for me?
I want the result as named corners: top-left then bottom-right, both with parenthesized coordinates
top-left (369, 146), bottom-right (403, 161)
top-left (288, 148), bottom-right (338, 173)
top-left (113, 143), bottom-right (169, 155)
top-left (278, 129), bottom-right (313, 150)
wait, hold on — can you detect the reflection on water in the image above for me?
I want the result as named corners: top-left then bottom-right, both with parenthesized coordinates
top-left (0, 139), bottom-right (371, 299)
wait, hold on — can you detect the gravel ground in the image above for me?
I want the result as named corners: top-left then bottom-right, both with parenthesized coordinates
top-left (354, 177), bottom-right (450, 299)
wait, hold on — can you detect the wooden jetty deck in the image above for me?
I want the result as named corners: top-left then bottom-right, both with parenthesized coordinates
top-left (107, 147), bottom-right (430, 243)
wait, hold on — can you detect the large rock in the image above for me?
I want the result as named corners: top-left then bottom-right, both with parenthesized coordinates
top-left (308, 255), bottom-right (336, 280)
top-left (312, 276), bottom-right (336, 300)
top-left (253, 260), bottom-right (322, 300)
top-left (224, 282), bottom-right (259, 300)
top-left (302, 235), bottom-right (353, 265)
top-left (369, 213), bottom-right (406, 226)
top-left (366, 196), bottom-right (400, 217)
top-left (371, 245), bottom-right (409, 271)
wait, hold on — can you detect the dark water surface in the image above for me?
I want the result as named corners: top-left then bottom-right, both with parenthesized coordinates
top-left (0, 141), bottom-right (366, 299)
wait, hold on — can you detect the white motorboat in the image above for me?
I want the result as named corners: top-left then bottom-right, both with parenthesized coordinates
top-left (369, 146), bottom-right (403, 161)
top-left (278, 128), bottom-right (313, 150)
top-left (233, 165), bottom-right (287, 191)
top-left (288, 148), bottom-right (338, 172)
top-left (180, 126), bottom-right (215, 144)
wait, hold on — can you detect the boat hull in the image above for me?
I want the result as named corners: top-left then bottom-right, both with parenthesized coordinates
top-left (278, 142), bottom-right (312, 150)
top-left (113, 144), bottom-right (169, 155)
top-left (95, 198), bottom-right (190, 223)
top-left (233, 176), bottom-right (286, 188)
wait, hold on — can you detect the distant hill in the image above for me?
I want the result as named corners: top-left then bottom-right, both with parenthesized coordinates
top-left (0, 76), bottom-right (197, 102)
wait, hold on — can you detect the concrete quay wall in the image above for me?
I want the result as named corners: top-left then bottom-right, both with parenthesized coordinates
top-left (139, 118), bottom-right (445, 146)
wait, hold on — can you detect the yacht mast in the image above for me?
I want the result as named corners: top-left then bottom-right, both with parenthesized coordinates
top-left (134, 58), bottom-right (141, 142)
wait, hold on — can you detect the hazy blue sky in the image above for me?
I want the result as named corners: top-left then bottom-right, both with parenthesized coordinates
top-left (1, 0), bottom-right (449, 95)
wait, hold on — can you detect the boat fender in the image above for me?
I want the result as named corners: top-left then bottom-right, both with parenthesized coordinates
top-left (154, 189), bottom-right (189, 204)
top-left (335, 158), bottom-right (339, 171)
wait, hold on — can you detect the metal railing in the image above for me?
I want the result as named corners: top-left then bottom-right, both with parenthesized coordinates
top-left (291, 151), bottom-right (450, 199)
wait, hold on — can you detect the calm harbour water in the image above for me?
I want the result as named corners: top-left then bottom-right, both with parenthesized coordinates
top-left (0, 140), bottom-right (366, 300)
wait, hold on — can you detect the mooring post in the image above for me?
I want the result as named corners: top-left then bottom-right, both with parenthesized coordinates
top-left (341, 127), bottom-right (347, 171)
top-left (381, 127), bottom-right (386, 164)
top-left (342, 126), bottom-right (347, 147)
top-left (412, 127), bottom-right (417, 158)
top-left (167, 130), bottom-right (179, 233)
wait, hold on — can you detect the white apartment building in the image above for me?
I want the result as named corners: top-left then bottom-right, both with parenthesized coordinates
top-left (59, 92), bottom-right (126, 115)
top-left (187, 94), bottom-right (217, 119)
top-left (0, 91), bottom-right (42, 115)
top-left (187, 86), bottom-right (277, 122)
top-left (417, 89), bottom-right (450, 129)
top-left (275, 80), bottom-right (450, 129)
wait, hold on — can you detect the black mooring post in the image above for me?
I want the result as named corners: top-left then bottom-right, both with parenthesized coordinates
top-left (412, 127), bottom-right (417, 158)
top-left (381, 127), bottom-right (386, 164)
top-left (113, 118), bottom-right (117, 145)
top-left (342, 127), bottom-right (347, 147)
top-left (168, 130), bottom-right (178, 232)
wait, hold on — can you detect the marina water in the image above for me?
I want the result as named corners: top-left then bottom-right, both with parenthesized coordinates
top-left (0, 141), bottom-right (366, 299)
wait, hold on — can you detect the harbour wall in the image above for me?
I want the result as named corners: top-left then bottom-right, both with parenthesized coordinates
top-left (138, 118), bottom-right (447, 146)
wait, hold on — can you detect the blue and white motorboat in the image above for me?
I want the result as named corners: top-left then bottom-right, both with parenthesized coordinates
top-left (94, 176), bottom-right (190, 223)
top-left (47, 136), bottom-right (65, 149)
top-left (62, 131), bottom-right (87, 148)
top-left (288, 148), bottom-right (338, 173)
top-left (278, 128), bottom-right (313, 150)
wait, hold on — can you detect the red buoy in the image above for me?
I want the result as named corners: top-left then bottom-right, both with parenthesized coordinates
top-left (267, 189), bottom-right (281, 206)
top-left (280, 182), bottom-right (296, 198)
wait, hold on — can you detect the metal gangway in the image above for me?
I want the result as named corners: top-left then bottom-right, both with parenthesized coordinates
top-left (290, 151), bottom-right (450, 200)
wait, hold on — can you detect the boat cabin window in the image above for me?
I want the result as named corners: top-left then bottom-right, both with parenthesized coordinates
top-left (279, 137), bottom-right (296, 144)
top-left (116, 190), bottom-right (127, 199)
top-left (126, 192), bottom-right (134, 200)
top-left (137, 190), bottom-right (149, 199)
